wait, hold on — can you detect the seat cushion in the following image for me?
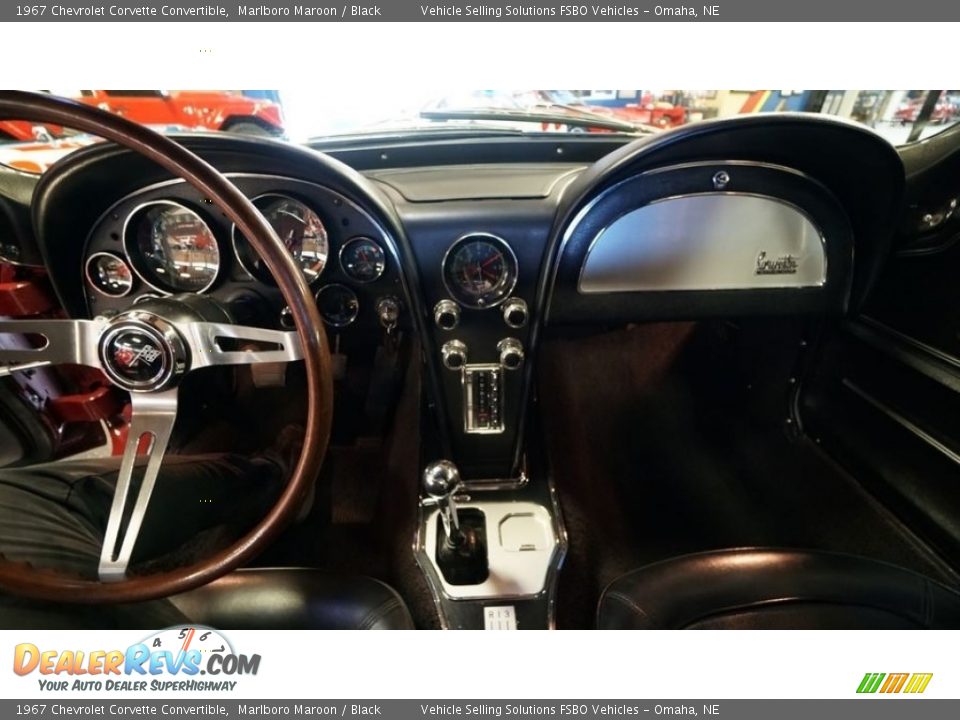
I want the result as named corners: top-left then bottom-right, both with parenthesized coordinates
top-left (170, 568), bottom-right (414, 630)
top-left (0, 569), bottom-right (414, 629)
top-left (597, 548), bottom-right (960, 629)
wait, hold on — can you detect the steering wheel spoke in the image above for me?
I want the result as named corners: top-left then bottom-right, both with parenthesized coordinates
top-left (0, 318), bottom-right (107, 376)
top-left (98, 390), bottom-right (178, 582)
top-left (182, 322), bottom-right (303, 369)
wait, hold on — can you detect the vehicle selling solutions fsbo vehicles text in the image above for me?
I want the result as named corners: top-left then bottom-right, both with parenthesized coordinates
top-left (418, 5), bottom-right (711, 17)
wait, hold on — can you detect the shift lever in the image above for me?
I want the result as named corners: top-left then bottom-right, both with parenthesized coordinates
top-left (423, 460), bottom-right (463, 546)
top-left (422, 459), bottom-right (489, 585)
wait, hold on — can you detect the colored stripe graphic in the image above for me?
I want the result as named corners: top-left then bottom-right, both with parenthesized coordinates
top-left (880, 673), bottom-right (909, 693)
top-left (857, 673), bottom-right (885, 693)
top-left (857, 672), bottom-right (932, 694)
top-left (904, 674), bottom-right (933, 694)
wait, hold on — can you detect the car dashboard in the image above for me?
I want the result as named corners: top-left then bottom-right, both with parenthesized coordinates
top-left (0, 114), bottom-right (908, 486)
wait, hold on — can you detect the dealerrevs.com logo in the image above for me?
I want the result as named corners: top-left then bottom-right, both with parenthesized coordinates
top-left (13, 627), bottom-right (260, 693)
top-left (857, 673), bottom-right (933, 694)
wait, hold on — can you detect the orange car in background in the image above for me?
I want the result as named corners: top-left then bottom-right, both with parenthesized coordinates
top-left (0, 89), bottom-right (284, 142)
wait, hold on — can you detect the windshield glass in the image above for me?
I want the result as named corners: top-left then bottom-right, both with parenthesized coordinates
top-left (1, 89), bottom-right (957, 173)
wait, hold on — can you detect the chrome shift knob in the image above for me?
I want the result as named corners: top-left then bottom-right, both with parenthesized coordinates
top-left (424, 460), bottom-right (461, 498)
top-left (423, 460), bottom-right (463, 545)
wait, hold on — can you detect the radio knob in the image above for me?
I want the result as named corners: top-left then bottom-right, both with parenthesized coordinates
top-left (441, 340), bottom-right (468, 370)
top-left (502, 297), bottom-right (528, 328)
top-left (434, 299), bottom-right (460, 330)
top-left (498, 338), bottom-right (524, 371)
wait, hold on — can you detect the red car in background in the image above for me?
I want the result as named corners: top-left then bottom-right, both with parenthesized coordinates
top-left (893, 96), bottom-right (958, 125)
top-left (0, 90), bottom-right (284, 142)
top-left (539, 90), bottom-right (687, 129)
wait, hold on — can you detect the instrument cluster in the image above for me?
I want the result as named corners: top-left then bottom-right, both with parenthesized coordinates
top-left (82, 176), bottom-right (401, 332)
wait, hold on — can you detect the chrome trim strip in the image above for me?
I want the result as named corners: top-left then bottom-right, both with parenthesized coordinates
top-left (857, 315), bottom-right (960, 373)
top-left (843, 379), bottom-right (960, 468)
top-left (462, 472), bottom-right (529, 492)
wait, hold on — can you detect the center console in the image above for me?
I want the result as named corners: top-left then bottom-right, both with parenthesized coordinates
top-left (368, 164), bottom-right (580, 629)
top-left (414, 457), bottom-right (566, 630)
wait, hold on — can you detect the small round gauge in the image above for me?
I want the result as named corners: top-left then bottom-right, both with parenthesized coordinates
top-left (316, 284), bottom-right (359, 327)
top-left (442, 233), bottom-right (518, 309)
top-left (85, 252), bottom-right (133, 297)
top-left (340, 237), bottom-right (386, 283)
top-left (234, 195), bottom-right (329, 284)
top-left (124, 201), bottom-right (220, 293)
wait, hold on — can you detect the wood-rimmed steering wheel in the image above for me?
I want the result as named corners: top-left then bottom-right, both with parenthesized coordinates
top-left (0, 90), bottom-right (333, 603)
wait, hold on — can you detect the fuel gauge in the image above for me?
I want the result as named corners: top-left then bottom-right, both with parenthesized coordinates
top-left (316, 284), bottom-right (360, 327)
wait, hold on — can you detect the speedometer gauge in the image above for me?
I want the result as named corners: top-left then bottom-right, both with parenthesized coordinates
top-left (124, 201), bottom-right (220, 293)
top-left (442, 233), bottom-right (518, 308)
top-left (234, 195), bottom-right (329, 284)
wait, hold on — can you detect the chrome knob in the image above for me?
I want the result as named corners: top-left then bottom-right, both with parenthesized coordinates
top-left (423, 460), bottom-right (463, 545)
top-left (434, 299), bottom-right (460, 331)
top-left (502, 297), bottom-right (528, 328)
top-left (498, 338), bottom-right (524, 370)
top-left (441, 339), bottom-right (467, 370)
top-left (423, 459), bottom-right (461, 499)
top-left (376, 296), bottom-right (401, 328)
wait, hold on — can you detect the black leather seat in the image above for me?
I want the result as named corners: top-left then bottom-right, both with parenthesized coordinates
top-left (597, 548), bottom-right (960, 629)
top-left (170, 568), bottom-right (414, 630)
top-left (0, 569), bottom-right (414, 629)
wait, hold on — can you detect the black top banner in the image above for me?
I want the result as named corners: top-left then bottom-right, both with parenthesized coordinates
top-left (2, 0), bottom-right (957, 22)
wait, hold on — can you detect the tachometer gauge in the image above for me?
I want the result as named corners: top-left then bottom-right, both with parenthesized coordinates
top-left (442, 233), bottom-right (518, 309)
top-left (124, 201), bottom-right (220, 293)
top-left (316, 284), bottom-right (359, 327)
top-left (340, 236), bottom-right (386, 283)
top-left (85, 252), bottom-right (133, 297)
top-left (234, 195), bottom-right (329, 284)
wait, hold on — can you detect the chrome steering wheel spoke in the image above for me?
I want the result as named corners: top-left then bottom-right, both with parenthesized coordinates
top-left (98, 389), bottom-right (178, 581)
top-left (182, 322), bottom-right (303, 369)
top-left (2, 315), bottom-right (301, 583)
top-left (0, 318), bottom-right (107, 376)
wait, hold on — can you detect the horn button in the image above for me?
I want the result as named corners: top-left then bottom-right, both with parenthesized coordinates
top-left (98, 311), bottom-right (188, 392)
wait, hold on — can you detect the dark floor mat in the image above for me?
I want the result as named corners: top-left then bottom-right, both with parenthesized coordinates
top-left (252, 347), bottom-right (441, 629)
top-left (538, 324), bottom-right (957, 629)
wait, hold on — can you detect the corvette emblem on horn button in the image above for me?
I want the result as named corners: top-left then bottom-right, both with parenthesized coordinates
top-left (98, 311), bottom-right (188, 392)
top-left (109, 332), bottom-right (165, 381)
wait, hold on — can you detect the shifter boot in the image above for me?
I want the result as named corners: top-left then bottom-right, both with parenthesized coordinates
top-left (436, 508), bottom-right (488, 585)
